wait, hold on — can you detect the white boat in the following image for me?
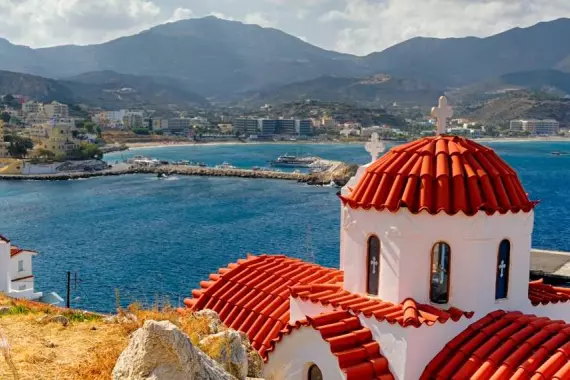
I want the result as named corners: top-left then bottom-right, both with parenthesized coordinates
top-left (215, 162), bottom-right (236, 169)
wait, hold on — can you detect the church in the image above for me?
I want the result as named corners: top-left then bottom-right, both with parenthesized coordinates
top-left (182, 97), bottom-right (570, 380)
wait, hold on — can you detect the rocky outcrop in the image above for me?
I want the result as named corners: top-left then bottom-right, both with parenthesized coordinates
top-left (112, 320), bottom-right (234, 380)
top-left (200, 330), bottom-right (248, 380)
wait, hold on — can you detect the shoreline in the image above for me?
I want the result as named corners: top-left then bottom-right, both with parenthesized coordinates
top-left (119, 136), bottom-right (570, 150)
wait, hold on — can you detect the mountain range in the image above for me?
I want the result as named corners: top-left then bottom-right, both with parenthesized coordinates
top-left (0, 16), bottom-right (569, 107)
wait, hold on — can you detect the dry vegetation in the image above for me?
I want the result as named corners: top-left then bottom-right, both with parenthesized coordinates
top-left (0, 295), bottom-right (244, 380)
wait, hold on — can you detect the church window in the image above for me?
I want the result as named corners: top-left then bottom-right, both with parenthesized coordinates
top-left (307, 364), bottom-right (323, 380)
top-left (366, 235), bottom-right (380, 296)
top-left (430, 242), bottom-right (451, 304)
top-left (495, 240), bottom-right (511, 300)
top-left (18, 260), bottom-right (24, 272)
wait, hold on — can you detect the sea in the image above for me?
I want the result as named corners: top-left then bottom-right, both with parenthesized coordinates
top-left (0, 141), bottom-right (569, 313)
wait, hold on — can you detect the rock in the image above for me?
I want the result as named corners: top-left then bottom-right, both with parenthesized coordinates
top-left (200, 330), bottom-right (248, 380)
top-left (0, 306), bottom-right (10, 315)
top-left (49, 315), bottom-right (69, 327)
top-left (112, 320), bottom-right (234, 380)
top-left (194, 309), bottom-right (222, 335)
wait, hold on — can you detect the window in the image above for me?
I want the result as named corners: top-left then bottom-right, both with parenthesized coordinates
top-left (307, 364), bottom-right (323, 380)
top-left (19, 285), bottom-right (26, 291)
top-left (366, 235), bottom-right (380, 296)
top-left (18, 260), bottom-right (24, 272)
top-left (496, 240), bottom-right (511, 300)
top-left (430, 242), bottom-right (451, 304)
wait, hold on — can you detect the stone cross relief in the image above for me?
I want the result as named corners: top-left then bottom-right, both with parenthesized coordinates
top-left (499, 260), bottom-right (507, 278)
top-left (370, 256), bottom-right (379, 275)
top-left (431, 96), bottom-right (453, 135)
top-left (365, 132), bottom-right (385, 162)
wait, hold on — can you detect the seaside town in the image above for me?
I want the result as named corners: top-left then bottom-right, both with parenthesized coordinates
top-left (0, 94), bottom-right (566, 177)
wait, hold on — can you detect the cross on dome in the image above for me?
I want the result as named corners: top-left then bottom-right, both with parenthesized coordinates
top-left (431, 96), bottom-right (453, 135)
top-left (365, 132), bottom-right (385, 162)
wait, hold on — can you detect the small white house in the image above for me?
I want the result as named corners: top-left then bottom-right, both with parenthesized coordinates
top-left (0, 235), bottom-right (42, 300)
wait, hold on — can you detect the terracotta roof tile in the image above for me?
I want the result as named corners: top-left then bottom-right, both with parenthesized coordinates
top-left (290, 283), bottom-right (474, 327)
top-left (421, 310), bottom-right (570, 380)
top-left (528, 279), bottom-right (570, 305)
top-left (183, 254), bottom-right (343, 361)
top-left (340, 135), bottom-right (538, 216)
top-left (278, 311), bottom-right (394, 380)
top-left (10, 246), bottom-right (38, 258)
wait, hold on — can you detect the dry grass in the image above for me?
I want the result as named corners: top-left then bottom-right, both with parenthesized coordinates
top-left (0, 295), bottom-right (239, 380)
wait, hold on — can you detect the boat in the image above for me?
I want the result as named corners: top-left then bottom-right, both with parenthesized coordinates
top-left (268, 154), bottom-right (317, 168)
top-left (215, 162), bottom-right (236, 169)
top-left (157, 173), bottom-right (169, 179)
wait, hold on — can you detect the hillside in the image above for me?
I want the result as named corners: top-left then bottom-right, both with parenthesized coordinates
top-left (0, 70), bottom-right (209, 109)
top-left (460, 91), bottom-right (570, 124)
top-left (241, 74), bottom-right (444, 107)
top-left (364, 18), bottom-right (570, 87)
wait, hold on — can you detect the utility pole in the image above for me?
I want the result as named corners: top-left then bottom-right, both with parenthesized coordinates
top-left (66, 271), bottom-right (71, 308)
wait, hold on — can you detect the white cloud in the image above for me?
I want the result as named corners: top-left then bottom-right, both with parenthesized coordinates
top-left (208, 12), bottom-right (236, 21)
top-left (168, 7), bottom-right (193, 23)
top-left (322, 0), bottom-right (570, 55)
top-left (244, 12), bottom-right (274, 27)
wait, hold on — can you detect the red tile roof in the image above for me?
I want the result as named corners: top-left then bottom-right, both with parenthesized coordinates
top-left (340, 135), bottom-right (537, 216)
top-left (290, 283), bottom-right (474, 327)
top-left (529, 279), bottom-right (570, 306)
top-left (184, 254), bottom-right (344, 359)
top-left (10, 246), bottom-right (38, 258)
top-left (421, 310), bottom-right (570, 380)
top-left (283, 311), bottom-right (394, 379)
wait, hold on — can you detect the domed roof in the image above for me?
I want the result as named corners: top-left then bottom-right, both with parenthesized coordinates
top-left (340, 135), bottom-right (537, 216)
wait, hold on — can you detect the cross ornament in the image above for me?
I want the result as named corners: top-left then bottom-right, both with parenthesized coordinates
top-left (431, 96), bottom-right (453, 135)
top-left (342, 206), bottom-right (356, 230)
top-left (498, 260), bottom-right (506, 278)
top-left (370, 256), bottom-right (379, 275)
top-left (365, 132), bottom-right (385, 162)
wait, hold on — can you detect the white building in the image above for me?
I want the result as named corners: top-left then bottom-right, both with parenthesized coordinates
top-left (510, 119), bottom-right (560, 135)
top-left (182, 96), bottom-right (570, 380)
top-left (0, 235), bottom-right (42, 300)
top-left (43, 101), bottom-right (69, 118)
top-left (22, 101), bottom-right (44, 115)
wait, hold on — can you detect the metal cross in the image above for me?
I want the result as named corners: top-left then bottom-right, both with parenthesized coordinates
top-left (499, 260), bottom-right (506, 278)
top-left (371, 256), bottom-right (379, 275)
top-left (431, 96), bottom-right (453, 135)
top-left (365, 132), bottom-right (385, 162)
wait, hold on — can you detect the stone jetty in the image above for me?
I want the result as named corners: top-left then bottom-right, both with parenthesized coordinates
top-left (0, 161), bottom-right (357, 186)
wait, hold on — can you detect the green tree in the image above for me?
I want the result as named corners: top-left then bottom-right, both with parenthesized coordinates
top-left (95, 126), bottom-right (102, 137)
top-left (84, 121), bottom-right (96, 134)
top-left (1, 112), bottom-right (10, 123)
top-left (37, 149), bottom-right (55, 161)
top-left (54, 152), bottom-right (68, 162)
top-left (80, 143), bottom-right (103, 160)
top-left (132, 128), bottom-right (150, 135)
top-left (5, 135), bottom-right (33, 158)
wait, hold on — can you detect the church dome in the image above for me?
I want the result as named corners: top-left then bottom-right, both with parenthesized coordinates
top-left (340, 135), bottom-right (537, 216)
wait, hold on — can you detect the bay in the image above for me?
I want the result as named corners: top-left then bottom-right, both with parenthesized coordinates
top-left (0, 141), bottom-right (568, 312)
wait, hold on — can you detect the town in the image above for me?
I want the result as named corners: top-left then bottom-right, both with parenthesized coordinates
top-left (0, 94), bottom-right (566, 175)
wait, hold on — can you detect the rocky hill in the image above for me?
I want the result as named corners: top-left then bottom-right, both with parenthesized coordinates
top-left (241, 74), bottom-right (444, 107)
top-left (0, 70), bottom-right (209, 109)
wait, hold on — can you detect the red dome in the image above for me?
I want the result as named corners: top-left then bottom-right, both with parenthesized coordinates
top-left (340, 135), bottom-right (537, 216)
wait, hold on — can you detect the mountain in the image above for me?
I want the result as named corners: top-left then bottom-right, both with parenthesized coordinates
top-left (241, 74), bottom-right (444, 106)
top-left (0, 17), bottom-right (569, 99)
top-left (0, 70), bottom-right (209, 109)
top-left (364, 18), bottom-right (570, 87)
top-left (0, 17), bottom-right (368, 97)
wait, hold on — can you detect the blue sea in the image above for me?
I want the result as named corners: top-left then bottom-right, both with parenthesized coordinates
top-left (0, 141), bottom-right (569, 312)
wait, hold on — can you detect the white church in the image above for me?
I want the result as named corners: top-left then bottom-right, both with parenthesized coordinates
top-left (0, 235), bottom-right (42, 300)
top-left (183, 96), bottom-right (570, 380)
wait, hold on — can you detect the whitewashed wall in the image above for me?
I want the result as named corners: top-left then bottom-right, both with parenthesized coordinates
top-left (0, 241), bottom-right (10, 294)
top-left (264, 327), bottom-right (345, 380)
top-left (23, 163), bottom-right (62, 175)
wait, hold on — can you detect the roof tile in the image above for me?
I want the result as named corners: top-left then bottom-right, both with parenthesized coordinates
top-left (340, 135), bottom-right (537, 216)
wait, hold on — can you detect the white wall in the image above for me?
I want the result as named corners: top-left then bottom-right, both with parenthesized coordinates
top-left (264, 327), bottom-right (345, 380)
top-left (23, 163), bottom-right (62, 175)
top-left (359, 314), bottom-right (474, 380)
top-left (10, 253), bottom-right (33, 281)
top-left (289, 297), bottom-right (335, 324)
top-left (340, 207), bottom-right (535, 316)
top-left (0, 241), bottom-right (10, 293)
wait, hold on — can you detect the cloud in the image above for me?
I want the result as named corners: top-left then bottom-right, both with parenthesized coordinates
top-left (244, 12), bottom-right (274, 27)
top-left (0, 0), bottom-right (183, 47)
top-left (168, 7), bottom-right (193, 23)
top-left (322, 0), bottom-right (570, 55)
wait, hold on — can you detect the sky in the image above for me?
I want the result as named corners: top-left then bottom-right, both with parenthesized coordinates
top-left (0, 0), bottom-right (569, 56)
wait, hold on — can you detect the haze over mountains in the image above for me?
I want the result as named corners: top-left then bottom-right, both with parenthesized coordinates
top-left (0, 16), bottom-right (569, 106)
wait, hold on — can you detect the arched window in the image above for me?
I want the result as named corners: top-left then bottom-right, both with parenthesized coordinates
top-left (430, 242), bottom-right (451, 304)
top-left (366, 235), bottom-right (380, 296)
top-left (496, 240), bottom-right (511, 300)
top-left (307, 364), bottom-right (323, 380)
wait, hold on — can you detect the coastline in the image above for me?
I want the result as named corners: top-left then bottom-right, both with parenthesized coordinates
top-left (121, 136), bottom-right (570, 150)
